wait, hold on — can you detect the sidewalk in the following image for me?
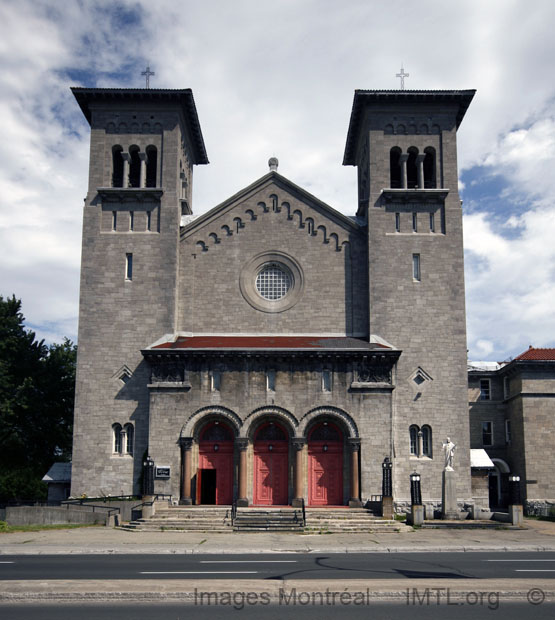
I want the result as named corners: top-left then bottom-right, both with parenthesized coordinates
top-left (2, 518), bottom-right (555, 555)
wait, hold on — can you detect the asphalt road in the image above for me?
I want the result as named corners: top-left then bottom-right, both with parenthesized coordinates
top-left (2, 552), bottom-right (555, 580)
top-left (1, 602), bottom-right (555, 620)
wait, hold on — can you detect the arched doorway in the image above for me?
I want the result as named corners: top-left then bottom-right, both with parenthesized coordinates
top-left (489, 458), bottom-right (510, 509)
top-left (308, 422), bottom-right (343, 506)
top-left (253, 422), bottom-right (289, 505)
top-left (197, 422), bottom-right (233, 505)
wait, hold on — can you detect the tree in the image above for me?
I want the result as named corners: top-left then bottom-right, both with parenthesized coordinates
top-left (0, 295), bottom-right (76, 501)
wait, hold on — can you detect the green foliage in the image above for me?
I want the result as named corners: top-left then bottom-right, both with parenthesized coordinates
top-left (0, 295), bottom-right (76, 501)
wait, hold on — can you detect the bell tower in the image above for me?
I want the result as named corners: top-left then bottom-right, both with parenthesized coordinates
top-left (344, 89), bottom-right (476, 503)
top-left (70, 88), bottom-right (208, 496)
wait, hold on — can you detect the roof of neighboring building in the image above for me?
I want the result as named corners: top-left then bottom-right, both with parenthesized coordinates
top-left (42, 462), bottom-right (72, 483)
top-left (343, 89), bottom-right (476, 165)
top-left (467, 361), bottom-right (503, 372)
top-left (514, 347), bottom-right (555, 361)
top-left (148, 336), bottom-right (393, 352)
top-left (71, 87), bottom-right (208, 165)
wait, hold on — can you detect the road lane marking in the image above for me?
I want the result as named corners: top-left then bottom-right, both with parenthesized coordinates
top-left (0, 562), bottom-right (14, 564)
top-left (485, 559), bottom-right (555, 562)
top-left (515, 570), bottom-right (555, 572)
top-left (200, 560), bottom-right (297, 564)
top-left (140, 571), bottom-right (258, 575)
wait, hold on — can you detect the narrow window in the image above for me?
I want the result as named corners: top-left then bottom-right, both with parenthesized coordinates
top-left (128, 146), bottom-right (141, 188)
top-left (112, 146), bottom-right (124, 187)
top-left (505, 420), bottom-right (512, 445)
top-left (267, 369), bottom-right (276, 392)
top-left (146, 146), bottom-right (157, 187)
top-left (423, 147), bottom-right (436, 188)
top-left (125, 253), bottom-right (133, 281)
top-left (395, 212), bottom-right (400, 232)
top-left (146, 211), bottom-right (152, 231)
top-left (479, 379), bottom-right (491, 401)
top-left (412, 254), bottom-right (421, 281)
top-left (112, 424), bottom-right (122, 454)
top-left (112, 211), bottom-right (117, 232)
top-left (390, 147), bottom-right (402, 188)
top-left (409, 425), bottom-right (418, 456)
top-left (211, 370), bottom-right (221, 392)
top-left (407, 147), bottom-right (418, 188)
top-left (412, 212), bottom-right (417, 232)
top-left (129, 211), bottom-right (134, 231)
top-left (421, 425), bottom-right (432, 457)
top-left (124, 423), bottom-right (134, 455)
top-left (429, 212), bottom-right (435, 232)
top-left (503, 376), bottom-right (509, 399)
top-left (322, 369), bottom-right (332, 392)
top-left (482, 421), bottom-right (493, 446)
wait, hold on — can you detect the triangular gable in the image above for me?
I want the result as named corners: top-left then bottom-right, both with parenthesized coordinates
top-left (181, 171), bottom-right (361, 240)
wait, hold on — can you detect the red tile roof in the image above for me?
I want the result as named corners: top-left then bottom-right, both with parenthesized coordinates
top-left (151, 336), bottom-right (389, 351)
top-left (514, 347), bottom-right (555, 361)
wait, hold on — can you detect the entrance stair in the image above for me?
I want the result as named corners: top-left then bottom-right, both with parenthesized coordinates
top-left (122, 504), bottom-right (407, 533)
top-left (122, 504), bottom-right (232, 532)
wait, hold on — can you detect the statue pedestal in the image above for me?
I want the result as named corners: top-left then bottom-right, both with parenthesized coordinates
top-left (442, 468), bottom-right (459, 519)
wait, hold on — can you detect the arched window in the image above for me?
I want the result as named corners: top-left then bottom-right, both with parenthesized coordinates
top-left (255, 422), bottom-right (287, 441)
top-left (423, 147), bottom-right (436, 188)
top-left (146, 146), bottom-right (157, 187)
top-left (112, 423), bottom-right (122, 454)
top-left (407, 147), bottom-right (418, 189)
top-left (421, 425), bottom-right (432, 457)
top-left (124, 423), bottom-right (134, 455)
top-left (409, 425), bottom-right (418, 455)
top-left (200, 422), bottom-right (233, 442)
top-left (390, 147), bottom-right (402, 188)
top-left (128, 146), bottom-right (141, 188)
top-left (112, 146), bottom-right (124, 187)
top-left (309, 421), bottom-right (342, 442)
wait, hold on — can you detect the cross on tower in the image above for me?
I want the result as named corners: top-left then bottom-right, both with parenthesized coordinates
top-left (396, 64), bottom-right (409, 90)
top-left (141, 65), bottom-right (155, 88)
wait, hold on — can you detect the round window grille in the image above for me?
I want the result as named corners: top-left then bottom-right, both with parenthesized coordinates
top-left (255, 263), bottom-right (292, 300)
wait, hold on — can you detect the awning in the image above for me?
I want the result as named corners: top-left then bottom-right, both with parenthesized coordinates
top-left (470, 449), bottom-right (495, 469)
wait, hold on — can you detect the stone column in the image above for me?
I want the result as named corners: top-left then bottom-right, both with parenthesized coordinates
top-left (178, 437), bottom-right (193, 505)
top-left (417, 430), bottom-right (424, 459)
top-left (416, 153), bottom-right (426, 188)
top-left (139, 152), bottom-right (148, 188)
top-left (121, 153), bottom-right (131, 188)
top-left (291, 438), bottom-right (306, 507)
top-left (348, 439), bottom-right (362, 507)
top-left (236, 438), bottom-right (249, 507)
top-left (399, 153), bottom-right (409, 189)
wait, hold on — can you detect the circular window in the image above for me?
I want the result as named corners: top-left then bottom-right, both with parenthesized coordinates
top-left (255, 263), bottom-right (292, 300)
top-left (240, 251), bottom-right (304, 313)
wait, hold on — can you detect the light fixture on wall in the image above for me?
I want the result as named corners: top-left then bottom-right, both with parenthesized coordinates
top-left (214, 444), bottom-right (219, 452)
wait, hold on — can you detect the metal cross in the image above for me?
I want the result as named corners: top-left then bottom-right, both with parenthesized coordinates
top-left (396, 64), bottom-right (409, 90)
top-left (141, 65), bottom-right (155, 88)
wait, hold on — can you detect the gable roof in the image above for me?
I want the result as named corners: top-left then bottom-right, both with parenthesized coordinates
top-left (181, 171), bottom-right (361, 238)
top-left (514, 347), bottom-right (555, 361)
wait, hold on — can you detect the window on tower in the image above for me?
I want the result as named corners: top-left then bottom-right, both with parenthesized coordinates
top-left (423, 147), bottom-right (436, 188)
top-left (112, 146), bottom-right (124, 187)
top-left (389, 147), bottom-right (402, 188)
top-left (407, 147), bottom-right (418, 189)
top-left (146, 145), bottom-right (157, 187)
top-left (128, 146), bottom-right (141, 187)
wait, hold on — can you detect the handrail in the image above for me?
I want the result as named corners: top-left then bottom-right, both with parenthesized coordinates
top-left (131, 493), bottom-right (172, 514)
top-left (231, 496), bottom-right (238, 526)
top-left (300, 497), bottom-right (306, 527)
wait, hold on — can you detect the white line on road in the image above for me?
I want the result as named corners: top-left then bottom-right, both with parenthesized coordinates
top-left (515, 570), bottom-right (555, 572)
top-left (0, 562), bottom-right (14, 564)
top-left (140, 571), bottom-right (258, 575)
top-left (485, 559), bottom-right (555, 562)
top-left (200, 560), bottom-right (297, 564)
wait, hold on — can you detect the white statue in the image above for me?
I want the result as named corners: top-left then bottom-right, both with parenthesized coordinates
top-left (442, 437), bottom-right (456, 470)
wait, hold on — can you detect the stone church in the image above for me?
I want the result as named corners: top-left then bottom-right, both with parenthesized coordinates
top-left (70, 86), bottom-right (476, 511)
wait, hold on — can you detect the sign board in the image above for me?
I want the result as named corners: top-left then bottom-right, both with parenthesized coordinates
top-left (155, 466), bottom-right (170, 479)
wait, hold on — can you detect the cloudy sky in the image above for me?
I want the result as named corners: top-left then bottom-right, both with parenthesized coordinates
top-left (1, 0), bottom-right (554, 361)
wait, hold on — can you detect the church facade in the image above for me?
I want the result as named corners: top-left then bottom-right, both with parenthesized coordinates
top-left (70, 86), bottom-right (476, 510)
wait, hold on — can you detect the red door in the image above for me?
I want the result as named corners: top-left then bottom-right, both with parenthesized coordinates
top-left (197, 422), bottom-right (234, 505)
top-left (253, 423), bottom-right (289, 506)
top-left (308, 423), bottom-right (343, 506)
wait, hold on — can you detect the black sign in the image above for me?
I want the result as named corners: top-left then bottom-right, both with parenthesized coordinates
top-left (155, 466), bottom-right (170, 479)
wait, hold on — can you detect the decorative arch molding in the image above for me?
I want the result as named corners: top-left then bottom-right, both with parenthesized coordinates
top-left (180, 406), bottom-right (242, 438)
top-left (298, 406), bottom-right (359, 438)
top-left (241, 406), bottom-right (299, 439)
top-left (491, 458), bottom-right (510, 474)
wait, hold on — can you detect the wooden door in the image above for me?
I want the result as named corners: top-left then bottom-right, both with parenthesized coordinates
top-left (253, 442), bottom-right (288, 505)
top-left (308, 445), bottom-right (343, 505)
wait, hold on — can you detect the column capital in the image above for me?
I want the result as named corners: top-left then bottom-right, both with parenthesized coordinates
top-left (178, 437), bottom-right (193, 450)
top-left (139, 152), bottom-right (149, 162)
top-left (399, 153), bottom-right (409, 162)
top-left (292, 438), bottom-right (306, 451)
top-left (416, 153), bottom-right (426, 163)
top-left (347, 438), bottom-right (361, 452)
top-left (236, 438), bottom-right (249, 451)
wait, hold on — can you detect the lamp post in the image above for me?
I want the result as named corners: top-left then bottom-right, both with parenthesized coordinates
top-left (508, 473), bottom-right (523, 527)
top-left (143, 455), bottom-right (155, 496)
top-left (381, 457), bottom-right (393, 519)
top-left (409, 471), bottom-right (424, 526)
